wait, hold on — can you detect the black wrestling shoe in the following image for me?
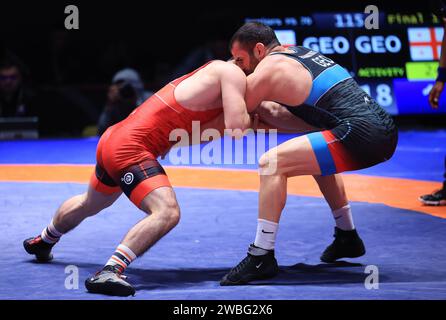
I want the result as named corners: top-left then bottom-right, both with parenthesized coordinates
top-left (220, 244), bottom-right (279, 286)
top-left (419, 189), bottom-right (446, 206)
top-left (85, 265), bottom-right (135, 297)
top-left (23, 235), bottom-right (55, 262)
top-left (320, 227), bottom-right (366, 263)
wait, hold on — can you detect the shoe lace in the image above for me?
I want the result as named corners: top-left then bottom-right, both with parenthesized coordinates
top-left (231, 255), bottom-right (252, 274)
top-left (98, 265), bottom-right (128, 280)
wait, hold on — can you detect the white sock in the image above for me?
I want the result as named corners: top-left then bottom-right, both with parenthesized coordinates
top-left (105, 244), bottom-right (137, 273)
top-left (41, 220), bottom-right (64, 244)
top-left (332, 204), bottom-right (355, 231)
top-left (254, 219), bottom-right (279, 250)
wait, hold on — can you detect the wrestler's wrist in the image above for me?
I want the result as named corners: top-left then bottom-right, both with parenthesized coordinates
top-left (436, 67), bottom-right (446, 83)
top-left (249, 113), bottom-right (259, 130)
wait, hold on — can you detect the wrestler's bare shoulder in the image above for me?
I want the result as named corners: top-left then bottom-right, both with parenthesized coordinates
top-left (205, 60), bottom-right (246, 79)
top-left (256, 53), bottom-right (307, 75)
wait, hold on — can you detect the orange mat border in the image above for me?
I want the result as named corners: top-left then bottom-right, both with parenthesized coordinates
top-left (0, 164), bottom-right (444, 218)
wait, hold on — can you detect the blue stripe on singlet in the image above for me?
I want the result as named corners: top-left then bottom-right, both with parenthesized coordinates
top-left (305, 64), bottom-right (352, 106)
top-left (307, 132), bottom-right (337, 176)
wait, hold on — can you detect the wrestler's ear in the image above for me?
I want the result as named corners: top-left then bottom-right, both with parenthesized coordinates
top-left (253, 43), bottom-right (266, 60)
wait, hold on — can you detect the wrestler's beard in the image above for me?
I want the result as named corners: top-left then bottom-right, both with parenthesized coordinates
top-left (245, 56), bottom-right (260, 75)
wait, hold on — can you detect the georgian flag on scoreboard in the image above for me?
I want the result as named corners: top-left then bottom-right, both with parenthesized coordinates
top-left (407, 27), bottom-right (443, 61)
top-left (274, 30), bottom-right (296, 47)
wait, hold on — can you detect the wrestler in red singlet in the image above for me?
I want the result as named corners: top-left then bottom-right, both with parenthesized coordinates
top-left (90, 62), bottom-right (222, 207)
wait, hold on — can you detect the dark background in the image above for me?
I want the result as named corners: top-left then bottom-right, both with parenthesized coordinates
top-left (0, 0), bottom-right (443, 136)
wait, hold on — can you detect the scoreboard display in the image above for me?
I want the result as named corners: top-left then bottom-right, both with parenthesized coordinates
top-left (245, 11), bottom-right (446, 115)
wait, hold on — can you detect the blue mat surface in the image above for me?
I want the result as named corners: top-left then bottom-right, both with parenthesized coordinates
top-left (0, 130), bottom-right (445, 181)
top-left (2, 182), bottom-right (445, 300)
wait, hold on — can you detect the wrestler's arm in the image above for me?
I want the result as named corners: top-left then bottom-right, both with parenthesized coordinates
top-left (199, 102), bottom-right (319, 134)
top-left (200, 113), bottom-right (226, 134)
top-left (159, 116), bottom-right (224, 159)
top-left (244, 63), bottom-right (273, 113)
top-left (163, 100), bottom-right (314, 160)
top-left (162, 66), bottom-right (249, 156)
top-left (200, 112), bottom-right (268, 134)
top-left (220, 63), bottom-right (251, 136)
top-left (254, 101), bottom-right (321, 133)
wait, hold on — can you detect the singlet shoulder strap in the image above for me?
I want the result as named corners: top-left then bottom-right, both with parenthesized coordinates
top-left (268, 46), bottom-right (304, 57)
top-left (267, 46), bottom-right (315, 78)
